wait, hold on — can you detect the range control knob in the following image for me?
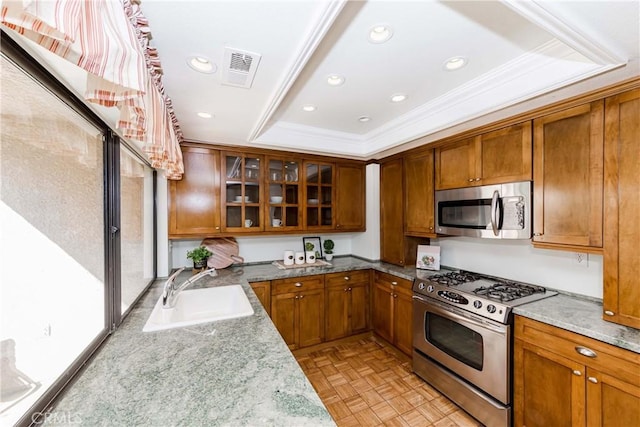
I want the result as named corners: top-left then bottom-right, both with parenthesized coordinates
top-left (473, 300), bottom-right (483, 309)
top-left (487, 304), bottom-right (497, 314)
top-left (418, 282), bottom-right (425, 290)
top-left (426, 285), bottom-right (435, 293)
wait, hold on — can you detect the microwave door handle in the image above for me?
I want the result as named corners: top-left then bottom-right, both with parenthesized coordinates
top-left (490, 190), bottom-right (500, 236)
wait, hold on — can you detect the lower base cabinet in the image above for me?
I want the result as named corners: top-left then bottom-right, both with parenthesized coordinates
top-left (271, 275), bottom-right (325, 350)
top-left (249, 281), bottom-right (271, 316)
top-left (325, 270), bottom-right (370, 341)
top-left (371, 271), bottom-right (413, 356)
top-left (514, 316), bottom-right (640, 427)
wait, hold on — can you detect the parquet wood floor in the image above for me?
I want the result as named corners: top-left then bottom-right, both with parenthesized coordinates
top-left (294, 334), bottom-right (483, 427)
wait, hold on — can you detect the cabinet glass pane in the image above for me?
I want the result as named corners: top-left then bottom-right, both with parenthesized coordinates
top-left (285, 161), bottom-right (299, 182)
top-left (321, 207), bottom-right (332, 226)
top-left (321, 164), bottom-right (332, 184)
top-left (244, 157), bottom-right (260, 181)
top-left (226, 155), bottom-right (242, 179)
top-left (227, 206), bottom-right (242, 227)
top-left (245, 183), bottom-right (259, 203)
top-left (246, 206), bottom-right (260, 227)
top-left (286, 184), bottom-right (298, 204)
top-left (307, 186), bottom-right (319, 203)
top-left (270, 206), bottom-right (283, 226)
top-left (307, 207), bottom-right (319, 226)
top-left (307, 163), bottom-right (318, 183)
top-left (321, 186), bottom-right (332, 204)
top-left (269, 184), bottom-right (283, 203)
top-left (227, 183), bottom-right (243, 203)
top-left (269, 159), bottom-right (283, 181)
top-left (286, 207), bottom-right (299, 227)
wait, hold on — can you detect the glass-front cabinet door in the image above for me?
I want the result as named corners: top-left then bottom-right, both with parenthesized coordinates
top-left (266, 158), bottom-right (301, 230)
top-left (304, 161), bottom-right (334, 229)
top-left (222, 152), bottom-right (263, 231)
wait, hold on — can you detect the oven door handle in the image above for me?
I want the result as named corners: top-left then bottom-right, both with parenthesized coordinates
top-left (490, 190), bottom-right (501, 236)
top-left (413, 295), bottom-right (509, 334)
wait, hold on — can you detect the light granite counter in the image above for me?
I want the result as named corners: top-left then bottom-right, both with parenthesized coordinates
top-left (513, 293), bottom-right (640, 354)
top-left (46, 256), bottom-right (440, 426)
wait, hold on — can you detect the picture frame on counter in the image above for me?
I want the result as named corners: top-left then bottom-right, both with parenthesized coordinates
top-left (416, 245), bottom-right (440, 270)
top-left (302, 236), bottom-right (323, 259)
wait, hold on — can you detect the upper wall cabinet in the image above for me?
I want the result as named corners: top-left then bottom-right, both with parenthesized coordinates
top-left (405, 148), bottom-right (436, 237)
top-left (380, 158), bottom-right (406, 265)
top-left (435, 122), bottom-right (532, 190)
top-left (336, 163), bottom-right (365, 231)
top-left (169, 146), bottom-right (220, 237)
top-left (532, 101), bottom-right (604, 252)
top-left (221, 152), bottom-right (265, 233)
top-left (168, 144), bottom-right (365, 238)
top-left (603, 89), bottom-right (640, 329)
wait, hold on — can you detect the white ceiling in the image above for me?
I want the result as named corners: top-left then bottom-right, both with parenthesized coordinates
top-left (6, 0), bottom-right (640, 160)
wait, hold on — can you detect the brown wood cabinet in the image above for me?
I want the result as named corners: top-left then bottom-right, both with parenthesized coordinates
top-left (335, 163), bottom-right (365, 231)
top-left (169, 144), bottom-right (366, 237)
top-left (249, 281), bottom-right (271, 316)
top-left (435, 122), bottom-right (532, 190)
top-left (371, 271), bottom-right (413, 356)
top-left (514, 316), bottom-right (640, 427)
top-left (380, 158), bottom-right (406, 265)
top-left (168, 146), bottom-right (220, 236)
top-left (532, 101), bottom-right (604, 252)
top-left (324, 270), bottom-right (369, 341)
top-left (404, 148), bottom-right (436, 237)
top-left (271, 275), bottom-right (325, 350)
top-left (603, 89), bottom-right (640, 329)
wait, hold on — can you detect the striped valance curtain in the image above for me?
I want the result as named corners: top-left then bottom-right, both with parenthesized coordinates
top-left (1, 0), bottom-right (184, 179)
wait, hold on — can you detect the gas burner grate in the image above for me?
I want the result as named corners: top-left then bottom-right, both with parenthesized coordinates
top-left (428, 271), bottom-right (480, 286)
top-left (473, 282), bottom-right (547, 302)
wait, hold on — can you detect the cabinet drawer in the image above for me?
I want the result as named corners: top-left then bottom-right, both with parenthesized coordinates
top-left (515, 316), bottom-right (640, 386)
top-left (272, 275), bottom-right (325, 295)
top-left (325, 270), bottom-right (369, 287)
top-left (374, 271), bottom-right (412, 291)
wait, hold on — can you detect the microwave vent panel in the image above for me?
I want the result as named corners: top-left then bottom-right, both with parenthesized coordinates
top-left (222, 47), bottom-right (261, 89)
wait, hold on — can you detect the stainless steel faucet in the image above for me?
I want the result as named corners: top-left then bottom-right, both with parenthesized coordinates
top-left (162, 267), bottom-right (218, 308)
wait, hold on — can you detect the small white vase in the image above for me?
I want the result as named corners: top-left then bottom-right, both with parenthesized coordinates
top-left (325, 253), bottom-right (333, 261)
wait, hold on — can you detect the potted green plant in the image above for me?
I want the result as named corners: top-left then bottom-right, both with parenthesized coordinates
top-left (323, 239), bottom-right (335, 261)
top-left (187, 246), bottom-right (213, 269)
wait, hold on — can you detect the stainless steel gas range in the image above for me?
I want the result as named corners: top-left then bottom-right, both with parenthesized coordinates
top-left (412, 270), bottom-right (557, 427)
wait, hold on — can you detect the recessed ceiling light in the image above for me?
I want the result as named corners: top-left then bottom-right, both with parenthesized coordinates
top-left (197, 112), bottom-right (213, 119)
top-left (444, 56), bottom-right (468, 71)
top-left (187, 55), bottom-right (217, 73)
top-left (358, 116), bottom-right (371, 122)
top-left (390, 93), bottom-right (407, 103)
top-left (368, 25), bottom-right (393, 43)
top-left (327, 74), bottom-right (345, 86)
top-left (302, 104), bottom-right (317, 112)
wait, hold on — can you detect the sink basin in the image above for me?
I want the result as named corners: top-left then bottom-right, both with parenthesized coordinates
top-left (143, 285), bottom-right (254, 332)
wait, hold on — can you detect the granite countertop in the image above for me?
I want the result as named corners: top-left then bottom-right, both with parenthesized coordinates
top-left (47, 256), bottom-right (639, 425)
top-left (513, 293), bottom-right (640, 354)
top-left (46, 256), bottom-right (437, 426)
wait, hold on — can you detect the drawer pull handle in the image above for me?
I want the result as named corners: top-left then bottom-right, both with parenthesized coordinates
top-left (344, 276), bottom-right (350, 281)
top-left (575, 346), bottom-right (597, 358)
top-left (604, 310), bottom-right (615, 316)
top-left (572, 370), bottom-right (582, 376)
top-left (391, 281), bottom-right (398, 286)
top-left (294, 282), bottom-right (302, 287)
top-left (588, 377), bottom-right (598, 384)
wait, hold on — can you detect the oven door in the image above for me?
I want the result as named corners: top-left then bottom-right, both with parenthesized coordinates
top-left (413, 295), bottom-right (511, 404)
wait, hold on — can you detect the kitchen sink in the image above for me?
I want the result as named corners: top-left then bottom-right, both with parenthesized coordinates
top-left (142, 285), bottom-right (254, 332)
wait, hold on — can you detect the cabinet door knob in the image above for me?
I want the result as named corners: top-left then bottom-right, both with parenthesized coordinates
top-left (299, 295), bottom-right (304, 299)
top-left (588, 377), bottom-right (598, 384)
top-left (215, 226), bottom-right (220, 230)
top-left (575, 346), bottom-right (597, 358)
top-left (294, 282), bottom-right (303, 287)
top-left (391, 281), bottom-right (398, 286)
top-left (533, 232), bottom-right (543, 237)
top-left (336, 224), bottom-right (341, 229)
top-left (295, 296), bottom-right (299, 299)
top-left (344, 276), bottom-right (350, 281)
top-left (475, 177), bottom-right (481, 181)
top-left (348, 287), bottom-right (352, 291)
top-left (393, 294), bottom-right (398, 298)
top-left (344, 288), bottom-right (349, 292)
top-left (572, 370), bottom-right (582, 376)
top-left (604, 310), bottom-right (615, 316)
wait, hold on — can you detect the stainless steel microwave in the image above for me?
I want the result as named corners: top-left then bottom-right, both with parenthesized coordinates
top-left (435, 181), bottom-right (531, 239)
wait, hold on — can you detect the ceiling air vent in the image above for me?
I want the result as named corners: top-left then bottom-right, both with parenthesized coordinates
top-left (222, 47), bottom-right (262, 89)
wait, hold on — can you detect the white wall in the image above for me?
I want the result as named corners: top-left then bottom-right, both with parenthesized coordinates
top-left (351, 163), bottom-right (381, 261)
top-left (156, 173), bottom-right (170, 277)
top-left (171, 234), bottom-right (355, 268)
top-left (432, 237), bottom-right (603, 298)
